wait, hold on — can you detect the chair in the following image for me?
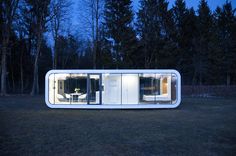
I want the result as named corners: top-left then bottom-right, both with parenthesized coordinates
top-left (65, 93), bottom-right (71, 102)
top-left (78, 94), bottom-right (87, 101)
top-left (57, 94), bottom-right (65, 101)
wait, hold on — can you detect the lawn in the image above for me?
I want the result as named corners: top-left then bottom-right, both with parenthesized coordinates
top-left (0, 96), bottom-right (235, 156)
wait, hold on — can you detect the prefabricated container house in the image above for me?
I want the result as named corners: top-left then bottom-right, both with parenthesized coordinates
top-left (45, 69), bottom-right (181, 109)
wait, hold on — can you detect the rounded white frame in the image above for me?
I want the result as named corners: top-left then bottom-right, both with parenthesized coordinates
top-left (45, 69), bottom-right (181, 109)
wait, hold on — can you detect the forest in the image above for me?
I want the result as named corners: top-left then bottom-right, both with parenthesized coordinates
top-left (0, 0), bottom-right (236, 95)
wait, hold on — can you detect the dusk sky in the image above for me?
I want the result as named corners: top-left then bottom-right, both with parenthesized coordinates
top-left (47, 0), bottom-right (236, 46)
top-left (73, 0), bottom-right (236, 36)
top-left (133, 0), bottom-right (236, 11)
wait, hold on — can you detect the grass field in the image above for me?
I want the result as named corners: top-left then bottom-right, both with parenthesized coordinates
top-left (0, 96), bottom-right (236, 156)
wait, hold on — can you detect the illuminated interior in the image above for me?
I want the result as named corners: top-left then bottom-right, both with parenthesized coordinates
top-left (47, 71), bottom-right (179, 106)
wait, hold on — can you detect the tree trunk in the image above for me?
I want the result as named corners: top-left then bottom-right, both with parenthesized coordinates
top-left (10, 60), bottom-right (15, 93)
top-left (0, 0), bottom-right (19, 95)
top-left (92, 1), bottom-right (96, 69)
top-left (199, 72), bottom-right (202, 86)
top-left (199, 58), bottom-right (202, 86)
top-left (144, 41), bottom-right (148, 68)
top-left (227, 72), bottom-right (231, 86)
top-left (20, 64), bottom-right (24, 94)
top-left (1, 42), bottom-right (7, 95)
top-left (192, 70), bottom-right (196, 85)
top-left (30, 34), bottom-right (42, 95)
top-left (30, 51), bottom-right (40, 95)
top-left (53, 32), bottom-right (58, 69)
top-left (95, 0), bottom-right (99, 69)
top-left (20, 47), bottom-right (24, 94)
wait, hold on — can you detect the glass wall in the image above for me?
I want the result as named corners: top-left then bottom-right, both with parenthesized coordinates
top-left (139, 74), bottom-right (173, 104)
top-left (53, 73), bottom-right (70, 104)
top-left (68, 74), bottom-right (88, 104)
top-left (47, 71), bottom-right (179, 105)
top-left (50, 73), bottom-right (88, 104)
top-left (171, 74), bottom-right (178, 104)
top-left (102, 74), bottom-right (122, 105)
top-left (88, 74), bottom-right (101, 104)
top-left (48, 73), bottom-right (55, 104)
top-left (139, 74), bottom-right (159, 104)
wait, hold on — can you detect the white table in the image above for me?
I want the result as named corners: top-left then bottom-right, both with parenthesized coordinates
top-left (70, 93), bottom-right (82, 103)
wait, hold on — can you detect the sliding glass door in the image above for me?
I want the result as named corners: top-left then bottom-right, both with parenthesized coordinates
top-left (88, 74), bottom-right (102, 105)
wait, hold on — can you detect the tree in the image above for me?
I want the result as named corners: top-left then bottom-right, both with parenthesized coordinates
top-left (136, 0), bottom-right (174, 69)
top-left (0, 0), bottom-right (19, 95)
top-left (172, 0), bottom-right (198, 84)
top-left (193, 0), bottom-right (213, 85)
top-left (39, 39), bottom-right (52, 92)
top-left (104, 0), bottom-right (137, 68)
top-left (184, 8), bottom-right (198, 84)
top-left (216, 1), bottom-right (236, 85)
top-left (57, 35), bottom-right (79, 69)
top-left (156, 0), bottom-right (176, 69)
top-left (50, 0), bottom-right (71, 69)
top-left (25, 0), bottom-right (51, 95)
top-left (79, 0), bottom-right (104, 69)
top-left (137, 0), bottom-right (159, 68)
top-left (172, 0), bottom-right (188, 70)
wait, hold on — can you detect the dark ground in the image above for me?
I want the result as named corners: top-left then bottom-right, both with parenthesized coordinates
top-left (0, 96), bottom-right (235, 156)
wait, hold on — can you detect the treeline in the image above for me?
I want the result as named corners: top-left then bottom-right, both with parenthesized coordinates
top-left (0, 0), bottom-right (236, 95)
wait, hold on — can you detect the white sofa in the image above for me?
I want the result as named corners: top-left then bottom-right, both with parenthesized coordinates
top-left (143, 93), bottom-right (171, 101)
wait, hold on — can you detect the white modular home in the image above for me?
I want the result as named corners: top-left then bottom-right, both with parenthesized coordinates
top-left (45, 69), bottom-right (181, 109)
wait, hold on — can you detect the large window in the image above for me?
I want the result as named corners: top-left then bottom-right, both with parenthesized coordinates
top-left (171, 74), bottom-right (178, 104)
top-left (47, 71), bottom-right (179, 106)
top-left (88, 74), bottom-right (101, 104)
top-left (48, 73), bottom-right (55, 104)
top-left (139, 74), bottom-right (172, 104)
top-left (49, 73), bottom-right (88, 104)
top-left (68, 74), bottom-right (88, 104)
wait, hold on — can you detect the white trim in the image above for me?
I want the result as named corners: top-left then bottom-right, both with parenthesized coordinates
top-left (45, 69), bottom-right (181, 109)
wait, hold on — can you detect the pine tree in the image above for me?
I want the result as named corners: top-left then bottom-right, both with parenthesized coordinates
top-left (99, 25), bottom-right (114, 68)
top-left (103, 0), bottom-right (137, 68)
top-left (136, 0), bottom-right (174, 69)
top-left (193, 0), bottom-right (213, 85)
top-left (172, 1), bottom-right (199, 84)
top-left (172, 0), bottom-right (188, 71)
top-left (136, 0), bottom-right (159, 68)
top-left (216, 1), bottom-right (236, 85)
top-left (206, 7), bottom-right (224, 85)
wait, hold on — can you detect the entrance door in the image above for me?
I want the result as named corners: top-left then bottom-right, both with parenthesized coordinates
top-left (87, 74), bottom-right (102, 104)
top-left (103, 74), bottom-right (122, 104)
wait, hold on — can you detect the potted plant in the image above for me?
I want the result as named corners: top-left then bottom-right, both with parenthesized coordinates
top-left (74, 88), bottom-right (80, 93)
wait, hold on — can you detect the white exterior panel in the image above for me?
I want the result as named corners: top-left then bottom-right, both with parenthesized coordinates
top-left (45, 69), bottom-right (181, 109)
